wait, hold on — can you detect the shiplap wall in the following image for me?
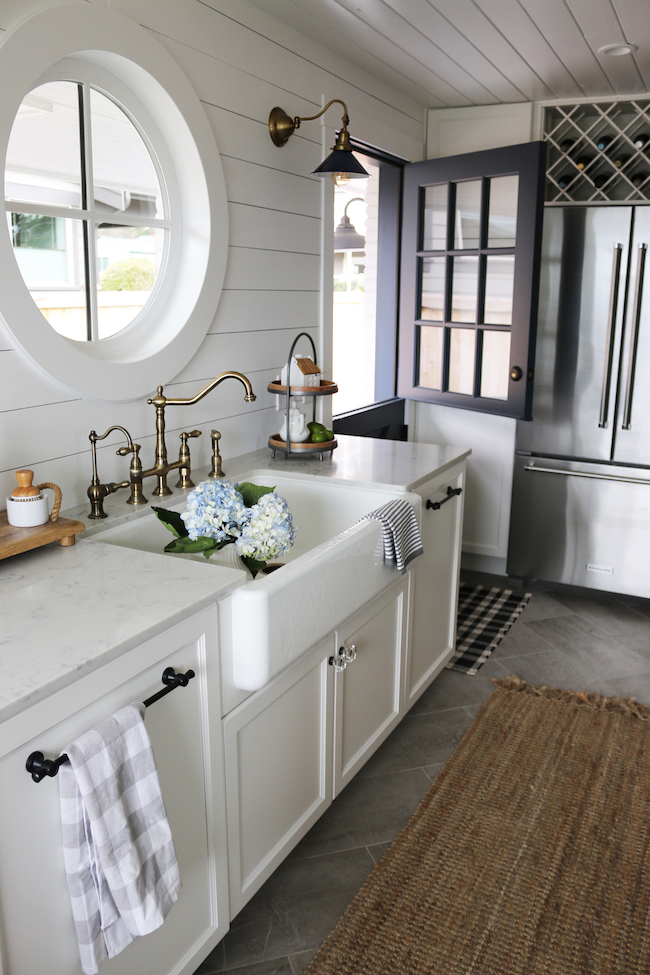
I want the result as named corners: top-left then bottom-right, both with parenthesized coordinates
top-left (0, 0), bottom-right (424, 509)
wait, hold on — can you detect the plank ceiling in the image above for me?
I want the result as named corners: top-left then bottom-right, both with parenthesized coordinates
top-left (246, 0), bottom-right (650, 108)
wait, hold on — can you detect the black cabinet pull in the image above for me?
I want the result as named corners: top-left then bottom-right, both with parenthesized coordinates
top-left (426, 486), bottom-right (462, 511)
top-left (25, 667), bottom-right (195, 783)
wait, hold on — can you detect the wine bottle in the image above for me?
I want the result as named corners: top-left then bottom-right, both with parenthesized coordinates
top-left (633, 134), bottom-right (649, 151)
top-left (614, 154), bottom-right (631, 169)
top-left (557, 173), bottom-right (575, 190)
top-left (576, 156), bottom-right (593, 171)
top-left (593, 173), bottom-right (610, 189)
top-left (559, 139), bottom-right (575, 153)
top-left (596, 135), bottom-right (612, 152)
top-left (631, 172), bottom-right (649, 188)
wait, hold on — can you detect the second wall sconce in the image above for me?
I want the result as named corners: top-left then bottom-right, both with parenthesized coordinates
top-left (268, 98), bottom-right (369, 186)
top-left (334, 197), bottom-right (365, 250)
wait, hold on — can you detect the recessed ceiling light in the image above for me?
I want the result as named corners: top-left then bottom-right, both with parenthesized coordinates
top-left (599, 43), bottom-right (638, 57)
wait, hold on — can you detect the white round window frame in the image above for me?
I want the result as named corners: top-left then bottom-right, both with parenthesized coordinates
top-left (0, 5), bottom-right (228, 402)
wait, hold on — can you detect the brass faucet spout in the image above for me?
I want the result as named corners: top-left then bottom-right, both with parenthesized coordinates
top-left (163, 371), bottom-right (256, 406)
top-left (143, 371), bottom-right (256, 498)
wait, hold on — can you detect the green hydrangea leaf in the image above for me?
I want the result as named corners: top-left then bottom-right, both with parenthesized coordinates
top-left (237, 481), bottom-right (275, 507)
top-left (152, 506), bottom-right (188, 538)
top-left (241, 556), bottom-right (267, 579)
top-left (164, 536), bottom-right (218, 554)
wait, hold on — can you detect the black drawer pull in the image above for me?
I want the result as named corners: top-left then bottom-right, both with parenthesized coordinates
top-left (426, 486), bottom-right (462, 511)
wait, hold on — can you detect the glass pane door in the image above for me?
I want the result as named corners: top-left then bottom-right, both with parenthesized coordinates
top-left (399, 142), bottom-right (546, 420)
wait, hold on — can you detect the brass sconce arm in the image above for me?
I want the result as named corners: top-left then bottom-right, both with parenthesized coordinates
top-left (269, 99), bottom-right (349, 147)
top-left (269, 98), bottom-right (369, 182)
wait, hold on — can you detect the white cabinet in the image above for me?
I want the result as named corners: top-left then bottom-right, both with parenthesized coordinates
top-left (333, 577), bottom-right (408, 796)
top-left (405, 461), bottom-right (465, 710)
top-left (224, 576), bottom-right (409, 915)
top-left (223, 640), bottom-right (334, 916)
top-left (0, 607), bottom-right (228, 975)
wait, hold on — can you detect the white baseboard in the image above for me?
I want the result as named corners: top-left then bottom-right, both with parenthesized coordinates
top-left (460, 553), bottom-right (508, 577)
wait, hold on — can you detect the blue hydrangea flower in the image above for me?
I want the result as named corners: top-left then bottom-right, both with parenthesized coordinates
top-left (181, 480), bottom-right (249, 542)
top-left (235, 492), bottom-right (297, 562)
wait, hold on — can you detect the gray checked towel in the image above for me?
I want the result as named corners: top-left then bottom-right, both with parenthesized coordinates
top-left (361, 498), bottom-right (423, 574)
top-left (59, 702), bottom-right (181, 974)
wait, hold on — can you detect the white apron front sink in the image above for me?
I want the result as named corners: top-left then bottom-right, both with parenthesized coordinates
top-left (90, 470), bottom-right (420, 690)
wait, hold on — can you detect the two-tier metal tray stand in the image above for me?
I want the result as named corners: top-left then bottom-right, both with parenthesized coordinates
top-left (268, 332), bottom-right (338, 459)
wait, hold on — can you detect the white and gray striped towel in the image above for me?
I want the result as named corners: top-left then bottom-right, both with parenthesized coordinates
top-left (361, 498), bottom-right (423, 574)
top-left (59, 703), bottom-right (181, 975)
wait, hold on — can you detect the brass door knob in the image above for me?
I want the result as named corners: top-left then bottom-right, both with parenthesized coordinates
top-left (510, 366), bottom-right (523, 381)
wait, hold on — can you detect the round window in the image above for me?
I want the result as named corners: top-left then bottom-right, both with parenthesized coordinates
top-left (0, 5), bottom-right (228, 402)
top-left (6, 81), bottom-right (169, 342)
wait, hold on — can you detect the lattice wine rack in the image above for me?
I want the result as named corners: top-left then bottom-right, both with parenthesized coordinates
top-left (544, 100), bottom-right (650, 204)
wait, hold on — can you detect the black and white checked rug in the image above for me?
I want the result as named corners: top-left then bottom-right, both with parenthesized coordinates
top-left (446, 585), bottom-right (532, 675)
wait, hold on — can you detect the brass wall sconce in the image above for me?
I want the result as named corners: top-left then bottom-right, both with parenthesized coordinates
top-left (268, 99), bottom-right (369, 185)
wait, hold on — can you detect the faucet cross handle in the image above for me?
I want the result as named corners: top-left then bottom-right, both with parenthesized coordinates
top-left (176, 430), bottom-right (202, 490)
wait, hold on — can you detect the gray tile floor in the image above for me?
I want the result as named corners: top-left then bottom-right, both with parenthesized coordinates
top-left (195, 574), bottom-right (650, 975)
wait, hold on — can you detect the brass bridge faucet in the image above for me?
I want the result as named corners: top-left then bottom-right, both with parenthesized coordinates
top-left (144, 371), bottom-right (256, 497)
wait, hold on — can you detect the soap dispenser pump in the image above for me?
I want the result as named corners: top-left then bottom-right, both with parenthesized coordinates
top-left (280, 398), bottom-right (310, 443)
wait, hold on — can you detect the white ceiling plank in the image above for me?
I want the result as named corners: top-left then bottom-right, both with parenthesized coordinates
top-left (427, 0), bottom-right (557, 102)
top-left (236, 0), bottom-right (445, 108)
top-left (198, 0), bottom-right (430, 119)
top-left (331, 0), bottom-right (502, 104)
top-left (460, 0), bottom-right (585, 98)
top-left (609, 0), bottom-right (650, 92)
top-left (381, 0), bottom-right (528, 103)
top-left (518, 0), bottom-right (616, 96)
top-left (254, 0), bottom-right (476, 107)
top-left (564, 0), bottom-right (646, 94)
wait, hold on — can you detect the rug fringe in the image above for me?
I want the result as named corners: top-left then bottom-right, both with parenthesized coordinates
top-left (493, 675), bottom-right (650, 720)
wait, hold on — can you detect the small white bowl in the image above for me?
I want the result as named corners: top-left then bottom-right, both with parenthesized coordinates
top-left (6, 493), bottom-right (50, 527)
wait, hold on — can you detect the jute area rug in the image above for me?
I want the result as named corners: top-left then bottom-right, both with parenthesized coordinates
top-left (305, 677), bottom-right (650, 975)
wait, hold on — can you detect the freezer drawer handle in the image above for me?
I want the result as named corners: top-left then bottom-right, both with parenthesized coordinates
top-left (426, 486), bottom-right (462, 510)
top-left (599, 243), bottom-right (624, 429)
top-left (524, 464), bottom-right (650, 486)
top-left (622, 243), bottom-right (647, 431)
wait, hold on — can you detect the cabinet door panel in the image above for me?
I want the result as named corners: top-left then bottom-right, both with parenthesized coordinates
top-left (0, 609), bottom-right (227, 975)
top-left (333, 578), bottom-right (408, 797)
top-left (406, 464), bottom-right (465, 710)
top-left (224, 641), bottom-right (333, 916)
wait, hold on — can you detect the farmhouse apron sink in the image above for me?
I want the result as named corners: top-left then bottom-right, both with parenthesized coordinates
top-left (90, 470), bottom-right (420, 690)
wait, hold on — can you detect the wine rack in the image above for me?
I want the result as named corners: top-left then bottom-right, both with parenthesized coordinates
top-left (544, 99), bottom-right (650, 205)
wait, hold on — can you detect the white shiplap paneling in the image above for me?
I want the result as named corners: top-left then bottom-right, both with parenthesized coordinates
top-left (564, 0), bottom-right (646, 94)
top-left (0, 0), bottom-right (423, 508)
top-left (613, 0), bottom-right (650, 91)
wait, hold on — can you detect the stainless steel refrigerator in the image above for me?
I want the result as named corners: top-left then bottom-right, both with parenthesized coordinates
top-left (507, 205), bottom-right (650, 597)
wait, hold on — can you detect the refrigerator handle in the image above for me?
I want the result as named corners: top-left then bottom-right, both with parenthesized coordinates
top-left (598, 244), bottom-right (624, 428)
top-left (622, 243), bottom-right (648, 431)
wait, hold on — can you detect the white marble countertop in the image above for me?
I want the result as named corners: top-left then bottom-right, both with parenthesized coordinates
top-left (0, 435), bottom-right (469, 723)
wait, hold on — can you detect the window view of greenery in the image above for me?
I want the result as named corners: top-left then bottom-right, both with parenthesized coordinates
top-left (332, 157), bottom-right (380, 415)
top-left (4, 81), bottom-right (168, 342)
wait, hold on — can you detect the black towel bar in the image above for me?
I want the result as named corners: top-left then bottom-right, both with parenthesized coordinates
top-left (426, 486), bottom-right (462, 511)
top-left (25, 667), bottom-right (195, 783)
